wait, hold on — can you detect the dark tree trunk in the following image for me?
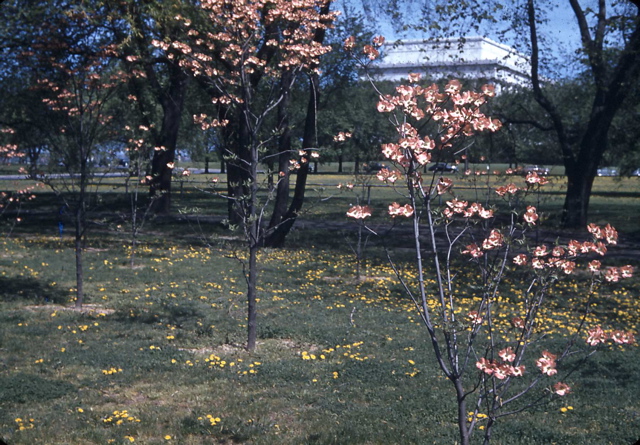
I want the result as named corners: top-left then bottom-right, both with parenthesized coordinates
top-left (73, 154), bottom-right (88, 309)
top-left (246, 143), bottom-right (259, 350)
top-left (74, 202), bottom-right (85, 309)
top-left (561, 124), bottom-right (607, 228)
top-left (149, 66), bottom-right (188, 214)
top-left (261, 0), bottom-right (331, 247)
top-left (262, 72), bottom-right (319, 247)
top-left (266, 73), bottom-right (292, 234)
top-left (225, 114), bottom-right (252, 226)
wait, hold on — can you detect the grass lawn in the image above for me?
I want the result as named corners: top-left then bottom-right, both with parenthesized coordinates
top-left (0, 173), bottom-right (639, 444)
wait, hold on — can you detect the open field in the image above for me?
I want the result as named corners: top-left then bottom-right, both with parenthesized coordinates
top-left (1, 172), bottom-right (639, 444)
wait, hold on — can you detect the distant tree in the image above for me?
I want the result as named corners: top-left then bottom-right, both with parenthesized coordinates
top-left (103, 0), bottom-right (195, 214)
top-left (418, 0), bottom-right (640, 228)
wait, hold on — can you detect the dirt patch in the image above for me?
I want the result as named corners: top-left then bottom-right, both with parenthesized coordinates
top-left (322, 275), bottom-right (392, 284)
top-left (22, 303), bottom-right (115, 315)
top-left (179, 338), bottom-right (320, 356)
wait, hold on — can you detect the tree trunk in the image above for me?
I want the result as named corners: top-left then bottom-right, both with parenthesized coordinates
top-left (261, 0), bottom-right (331, 247)
top-left (266, 73), bottom-right (292, 233)
top-left (561, 146), bottom-right (600, 228)
top-left (225, 114), bottom-right (252, 226)
top-left (454, 379), bottom-right (470, 445)
top-left (246, 124), bottom-right (260, 350)
top-left (74, 206), bottom-right (84, 309)
top-left (247, 238), bottom-right (258, 350)
top-left (149, 67), bottom-right (188, 214)
top-left (262, 72), bottom-right (319, 247)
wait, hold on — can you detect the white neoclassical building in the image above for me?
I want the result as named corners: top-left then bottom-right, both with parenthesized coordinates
top-left (373, 36), bottom-right (531, 89)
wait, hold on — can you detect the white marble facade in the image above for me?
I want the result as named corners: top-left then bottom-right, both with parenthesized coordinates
top-left (374, 37), bottom-right (531, 90)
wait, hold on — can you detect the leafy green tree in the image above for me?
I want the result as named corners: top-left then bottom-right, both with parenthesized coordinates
top-left (420, 0), bottom-right (640, 228)
top-left (103, 0), bottom-right (195, 214)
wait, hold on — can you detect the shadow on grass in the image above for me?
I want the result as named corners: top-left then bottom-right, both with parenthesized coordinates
top-left (0, 275), bottom-right (68, 304)
top-left (0, 373), bottom-right (76, 404)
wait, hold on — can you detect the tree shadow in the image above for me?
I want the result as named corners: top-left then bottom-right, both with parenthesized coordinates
top-left (0, 275), bottom-right (68, 304)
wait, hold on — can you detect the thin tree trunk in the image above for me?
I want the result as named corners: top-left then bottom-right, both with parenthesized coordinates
top-left (455, 379), bottom-right (470, 445)
top-left (247, 239), bottom-right (258, 350)
top-left (74, 207), bottom-right (84, 309)
top-left (246, 132), bottom-right (260, 350)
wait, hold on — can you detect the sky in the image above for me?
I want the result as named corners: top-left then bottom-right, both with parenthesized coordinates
top-left (338, 0), bottom-right (590, 77)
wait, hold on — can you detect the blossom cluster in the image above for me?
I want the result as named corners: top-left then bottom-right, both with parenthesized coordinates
top-left (444, 198), bottom-right (494, 220)
top-left (375, 77), bottom-right (501, 155)
top-left (461, 229), bottom-right (504, 258)
top-left (508, 223), bottom-right (633, 278)
top-left (476, 347), bottom-right (525, 379)
top-left (346, 205), bottom-right (372, 219)
top-left (586, 325), bottom-right (635, 346)
top-left (159, 0), bottom-right (338, 82)
top-left (535, 350), bottom-right (558, 376)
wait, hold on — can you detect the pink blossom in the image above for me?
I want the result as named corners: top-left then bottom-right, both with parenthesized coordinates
top-left (436, 177), bottom-right (453, 195)
top-left (604, 267), bottom-right (620, 282)
top-left (587, 223), bottom-right (603, 239)
top-left (346, 205), bottom-right (372, 219)
top-left (610, 330), bottom-right (635, 345)
top-left (493, 364), bottom-right (510, 380)
top-left (604, 224), bottom-right (618, 245)
top-left (536, 351), bottom-right (558, 376)
top-left (478, 207), bottom-right (494, 219)
top-left (533, 245), bottom-right (550, 257)
top-left (553, 382), bottom-right (571, 396)
top-left (588, 260), bottom-right (601, 272)
top-left (620, 265), bottom-right (634, 278)
top-left (558, 260), bottom-right (576, 275)
top-left (499, 347), bottom-right (516, 363)
top-left (467, 311), bottom-right (483, 325)
top-left (388, 202), bottom-right (414, 218)
top-left (482, 229), bottom-right (503, 250)
top-left (593, 242), bottom-right (607, 256)
top-left (532, 258), bottom-right (545, 269)
top-left (462, 244), bottom-right (484, 258)
top-left (523, 206), bottom-right (538, 224)
top-left (586, 326), bottom-right (607, 346)
top-left (476, 357), bottom-right (494, 374)
top-left (513, 254), bottom-right (528, 266)
top-left (446, 199), bottom-right (468, 214)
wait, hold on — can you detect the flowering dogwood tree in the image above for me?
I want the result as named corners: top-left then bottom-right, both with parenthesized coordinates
top-left (20, 7), bottom-right (124, 308)
top-left (152, 0), bottom-right (338, 350)
top-left (347, 40), bottom-right (635, 444)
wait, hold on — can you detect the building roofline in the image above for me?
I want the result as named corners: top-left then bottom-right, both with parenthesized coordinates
top-left (383, 36), bottom-right (523, 55)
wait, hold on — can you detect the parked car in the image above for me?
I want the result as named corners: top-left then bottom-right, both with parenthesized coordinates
top-left (597, 167), bottom-right (619, 177)
top-left (631, 168), bottom-right (640, 176)
top-left (363, 162), bottom-right (387, 173)
top-left (428, 162), bottom-right (458, 173)
top-left (523, 165), bottom-right (550, 175)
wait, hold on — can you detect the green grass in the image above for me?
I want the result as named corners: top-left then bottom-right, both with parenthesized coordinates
top-left (0, 229), bottom-right (639, 444)
top-left (0, 173), bottom-right (639, 444)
